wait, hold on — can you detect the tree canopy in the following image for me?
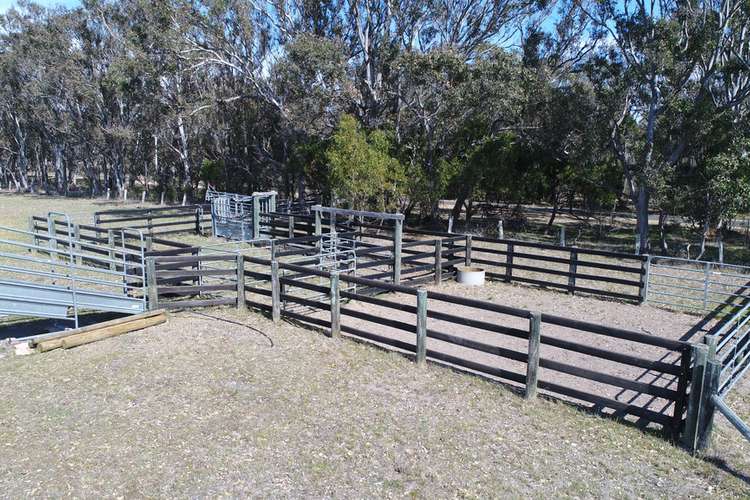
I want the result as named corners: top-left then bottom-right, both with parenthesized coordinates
top-left (1, 0), bottom-right (749, 252)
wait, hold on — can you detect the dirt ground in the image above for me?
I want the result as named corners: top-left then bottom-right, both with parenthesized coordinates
top-left (1, 309), bottom-right (748, 497)
top-left (316, 278), bottom-right (716, 426)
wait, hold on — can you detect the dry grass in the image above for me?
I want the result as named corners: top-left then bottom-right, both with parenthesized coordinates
top-left (1, 309), bottom-right (749, 497)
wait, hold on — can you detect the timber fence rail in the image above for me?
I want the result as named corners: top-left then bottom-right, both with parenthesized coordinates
top-left (92, 204), bottom-right (211, 236)
top-left (260, 210), bottom-right (643, 301)
top-left (147, 252), bottom-right (243, 310)
top-left (405, 227), bottom-right (647, 303)
top-left (237, 256), bottom-right (692, 435)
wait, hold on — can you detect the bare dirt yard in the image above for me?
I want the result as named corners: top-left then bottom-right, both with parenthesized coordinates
top-left (310, 278), bottom-right (718, 425)
top-left (1, 308), bottom-right (749, 497)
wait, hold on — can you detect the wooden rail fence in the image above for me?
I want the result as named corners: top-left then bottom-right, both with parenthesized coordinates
top-left (236, 256), bottom-right (691, 437)
top-left (92, 204), bottom-right (211, 236)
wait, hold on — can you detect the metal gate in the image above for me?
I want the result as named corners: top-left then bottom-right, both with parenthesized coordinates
top-left (0, 212), bottom-right (147, 328)
top-left (646, 256), bottom-right (750, 313)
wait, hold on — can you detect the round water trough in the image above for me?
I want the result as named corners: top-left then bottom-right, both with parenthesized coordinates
top-left (456, 266), bottom-right (485, 286)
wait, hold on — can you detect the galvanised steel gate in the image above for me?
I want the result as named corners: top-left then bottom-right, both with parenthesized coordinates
top-left (645, 256), bottom-right (750, 313)
top-left (0, 212), bottom-right (147, 328)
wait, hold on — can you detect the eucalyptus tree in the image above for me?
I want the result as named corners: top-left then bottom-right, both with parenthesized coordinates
top-left (579, 0), bottom-right (750, 252)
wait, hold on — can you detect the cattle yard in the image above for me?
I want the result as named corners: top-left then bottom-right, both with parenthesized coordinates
top-left (2, 192), bottom-right (750, 455)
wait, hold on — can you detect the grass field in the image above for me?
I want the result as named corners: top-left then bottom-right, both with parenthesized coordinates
top-left (1, 193), bottom-right (749, 497)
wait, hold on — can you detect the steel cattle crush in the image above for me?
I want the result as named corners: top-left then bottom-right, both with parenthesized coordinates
top-left (207, 188), bottom-right (277, 240)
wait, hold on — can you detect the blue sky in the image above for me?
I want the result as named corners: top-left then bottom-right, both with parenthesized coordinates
top-left (0, 0), bottom-right (79, 13)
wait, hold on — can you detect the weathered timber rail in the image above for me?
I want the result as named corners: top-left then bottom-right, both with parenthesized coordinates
top-left (232, 255), bottom-right (691, 436)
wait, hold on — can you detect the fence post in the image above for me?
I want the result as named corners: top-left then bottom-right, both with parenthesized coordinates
top-left (434, 239), bottom-right (443, 286)
top-left (195, 208), bottom-right (201, 235)
top-left (236, 254), bottom-right (246, 311)
top-left (497, 220), bottom-right (504, 239)
top-left (146, 257), bottom-right (158, 310)
top-left (107, 229), bottom-right (116, 271)
top-left (271, 260), bottom-right (281, 323)
top-left (28, 216), bottom-right (36, 254)
top-left (160, 192), bottom-right (165, 206)
top-left (682, 344), bottom-right (708, 452)
top-left (639, 255), bottom-right (651, 304)
top-left (465, 235), bottom-right (472, 267)
top-left (73, 224), bottom-right (81, 265)
top-left (670, 345), bottom-right (693, 441)
top-left (252, 197), bottom-right (261, 239)
top-left (330, 271), bottom-right (340, 338)
top-left (416, 288), bottom-right (427, 364)
top-left (47, 214), bottom-right (57, 261)
top-left (525, 312), bottom-right (542, 399)
top-left (314, 209), bottom-right (322, 236)
top-left (697, 359), bottom-right (722, 450)
top-left (288, 215), bottom-right (295, 239)
top-left (567, 249), bottom-right (578, 295)
top-left (448, 216), bottom-right (453, 234)
top-left (505, 242), bottom-right (514, 283)
top-left (704, 334), bottom-right (719, 360)
top-left (393, 219), bottom-right (403, 284)
top-left (559, 226), bottom-right (566, 247)
top-left (703, 262), bottom-right (712, 310)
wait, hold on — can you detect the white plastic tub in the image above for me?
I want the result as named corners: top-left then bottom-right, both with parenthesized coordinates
top-left (456, 266), bottom-right (485, 286)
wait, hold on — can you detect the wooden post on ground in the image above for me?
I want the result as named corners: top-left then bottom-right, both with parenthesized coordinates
top-left (195, 208), bottom-right (201, 235)
top-left (448, 216), bottom-right (453, 233)
top-left (525, 312), bottom-right (541, 399)
top-left (498, 220), bottom-right (504, 239)
top-left (465, 235), bottom-right (472, 267)
top-left (236, 254), bottom-right (246, 311)
top-left (288, 215), bottom-right (295, 239)
top-left (160, 192), bottom-right (165, 206)
top-left (141, 191), bottom-right (146, 204)
top-left (271, 260), bottom-right (281, 323)
top-left (559, 226), bottom-right (566, 247)
top-left (505, 242), bottom-right (514, 283)
top-left (146, 257), bottom-right (158, 310)
top-left (434, 239), bottom-right (443, 286)
top-left (416, 288), bottom-right (427, 364)
top-left (682, 344), bottom-right (708, 452)
top-left (567, 249), bottom-right (578, 295)
top-left (393, 219), bottom-right (403, 284)
top-left (330, 271), bottom-right (340, 338)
